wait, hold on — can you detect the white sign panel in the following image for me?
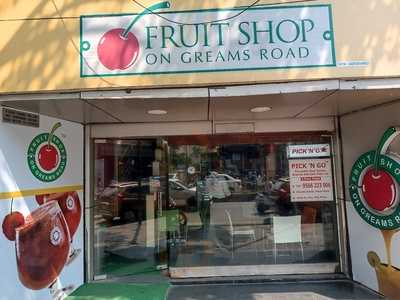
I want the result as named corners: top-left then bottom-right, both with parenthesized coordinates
top-left (0, 114), bottom-right (83, 299)
top-left (287, 144), bottom-right (331, 158)
top-left (289, 158), bottom-right (333, 202)
top-left (80, 4), bottom-right (335, 77)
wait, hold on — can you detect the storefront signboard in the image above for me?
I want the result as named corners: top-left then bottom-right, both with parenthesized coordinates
top-left (80, 3), bottom-right (335, 77)
top-left (287, 144), bottom-right (330, 158)
top-left (289, 158), bottom-right (333, 202)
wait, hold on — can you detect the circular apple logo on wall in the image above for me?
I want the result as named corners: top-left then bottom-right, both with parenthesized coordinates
top-left (27, 122), bottom-right (67, 182)
top-left (349, 127), bottom-right (400, 230)
top-left (95, 1), bottom-right (170, 71)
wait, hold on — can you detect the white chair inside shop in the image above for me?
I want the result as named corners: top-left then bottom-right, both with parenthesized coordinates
top-left (225, 209), bottom-right (256, 259)
top-left (272, 215), bottom-right (304, 264)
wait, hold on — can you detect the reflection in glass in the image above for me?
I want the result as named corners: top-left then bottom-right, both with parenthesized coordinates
top-left (92, 139), bottom-right (168, 280)
top-left (167, 138), bottom-right (339, 269)
top-left (92, 135), bottom-right (340, 278)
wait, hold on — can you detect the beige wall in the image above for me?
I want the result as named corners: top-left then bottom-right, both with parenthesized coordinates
top-left (1, 0), bottom-right (400, 93)
top-left (341, 101), bottom-right (400, 293)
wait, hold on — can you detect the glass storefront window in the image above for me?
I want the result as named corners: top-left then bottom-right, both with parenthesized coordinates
top-left (167, 134), bottom-right (339, 270)
top-left (91, 133), bottom-right (340, 280)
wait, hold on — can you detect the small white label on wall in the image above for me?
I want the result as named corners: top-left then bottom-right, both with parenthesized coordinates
top-left (337, 60), bottom-right (369, 67)
top-left (289, 158), bottom-right (334, 202)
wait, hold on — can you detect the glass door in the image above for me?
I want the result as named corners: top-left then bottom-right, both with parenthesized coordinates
top-left (92, 139), bottom-right (168, 281)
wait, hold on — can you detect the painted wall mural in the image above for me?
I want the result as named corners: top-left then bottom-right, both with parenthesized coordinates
top-left (0, 114), bottom-right (83, 300)
top-left (349, 127), bottom-right (400, 300)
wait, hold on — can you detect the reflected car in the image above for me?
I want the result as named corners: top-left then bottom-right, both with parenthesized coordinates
top-left (95, 181), bottom-right (149, 223)
top-left (169, 179), bottom-right (197, 210)
top-left (256, 177), bottom-right (293, 215)
top-left (210, 172), bottom-right (242, 192)
top-left (96, 178), bottom-right (198, 223)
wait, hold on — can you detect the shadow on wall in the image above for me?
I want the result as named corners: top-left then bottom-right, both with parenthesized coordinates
top-left (0, 0), bottom-right (131, 92)
top-left (0, 146), bottom-right (32, 298)
top-left (0, 0), bottom-right (400, 92)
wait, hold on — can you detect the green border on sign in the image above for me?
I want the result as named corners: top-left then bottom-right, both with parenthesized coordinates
top-left (79, 4), bottom-right (336, 78)
top-left (27, 133), bottom-right (67, 183)
top-left (349, 150), bottom-right (400, 230)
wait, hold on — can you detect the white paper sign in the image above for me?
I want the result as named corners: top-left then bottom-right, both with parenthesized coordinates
top-left (287, 144), bottom-right (330, 158)
top-left (80, 4), bottom-right (335, 77)
top-left (289, 158), bottom-right (333, 202)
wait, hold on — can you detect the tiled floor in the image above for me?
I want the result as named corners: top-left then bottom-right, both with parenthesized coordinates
top-left (166, 280), bottom-right (385, 300)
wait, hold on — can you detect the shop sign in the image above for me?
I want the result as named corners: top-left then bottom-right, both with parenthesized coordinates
top-left (80, 3), bottom-right (335, 77)
top-left (349, 127), bottom-right (400, 230)
top-left (27, 122), bottom-right (67, 182)
top-left (287, 144), bottom-right (330, 158)
top-left (289, 158), bottom-right (333, 202)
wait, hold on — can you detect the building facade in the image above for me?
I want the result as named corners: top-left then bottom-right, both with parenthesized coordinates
top-left (1, 0), bottom-right (400, 299)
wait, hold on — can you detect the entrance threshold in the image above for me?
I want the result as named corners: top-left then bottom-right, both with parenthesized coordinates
top-left (166, 279), bottom-right (384, 300)
top-left (170, 263), bottom-right (338, 278)
top-left (169, 273), bottom-right (347, 285)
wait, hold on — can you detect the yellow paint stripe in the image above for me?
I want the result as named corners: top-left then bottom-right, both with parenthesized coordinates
top-left (0, 185), bottom-right (84, 200)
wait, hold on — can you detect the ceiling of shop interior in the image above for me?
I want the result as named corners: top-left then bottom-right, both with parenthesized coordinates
top-left (2, 86), bottom-right (400, 124)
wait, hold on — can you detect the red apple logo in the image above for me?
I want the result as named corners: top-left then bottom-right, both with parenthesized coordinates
top-left (350, 127), bottom-right (400, 230)
top-left (37, 122), bottom-right (62, 172)
top-left (359, 127), bottom-right (400, 213)
top-left (96, 1), bottom-right (170, 71)
top-left (38, 144), bottom-right (59, 171)
top-left (27, 122), bottom-right (67, 182)
top-left (97, 29), bottom-right (139, 70)
top-left (362, 169), bottom-right (396, 212)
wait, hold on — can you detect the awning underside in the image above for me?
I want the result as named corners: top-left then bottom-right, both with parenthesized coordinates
top-left (1, 79), bottom-right (400, 124)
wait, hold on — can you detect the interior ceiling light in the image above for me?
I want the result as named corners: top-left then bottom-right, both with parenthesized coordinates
top-left (147, 109), bottom-right (167, 115)
top-left (250, 106), bottom-right (272, 113)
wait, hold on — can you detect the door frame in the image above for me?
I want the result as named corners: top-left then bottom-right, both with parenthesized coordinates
top-left (85, 135), bottom-right (170, 281)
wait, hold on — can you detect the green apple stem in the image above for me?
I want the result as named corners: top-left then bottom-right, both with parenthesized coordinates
top-left (122, 1), bottom-right (171, 38)
top-left (373, 127), bottom-right (400, 175)
top-left (10, 197), bottom-right (13, 214)
top-left (47, 122), bottom-right (62, 149)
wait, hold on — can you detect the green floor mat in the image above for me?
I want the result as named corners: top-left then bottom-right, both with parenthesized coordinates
top-left (67, 282), bottom-right (170, 300)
